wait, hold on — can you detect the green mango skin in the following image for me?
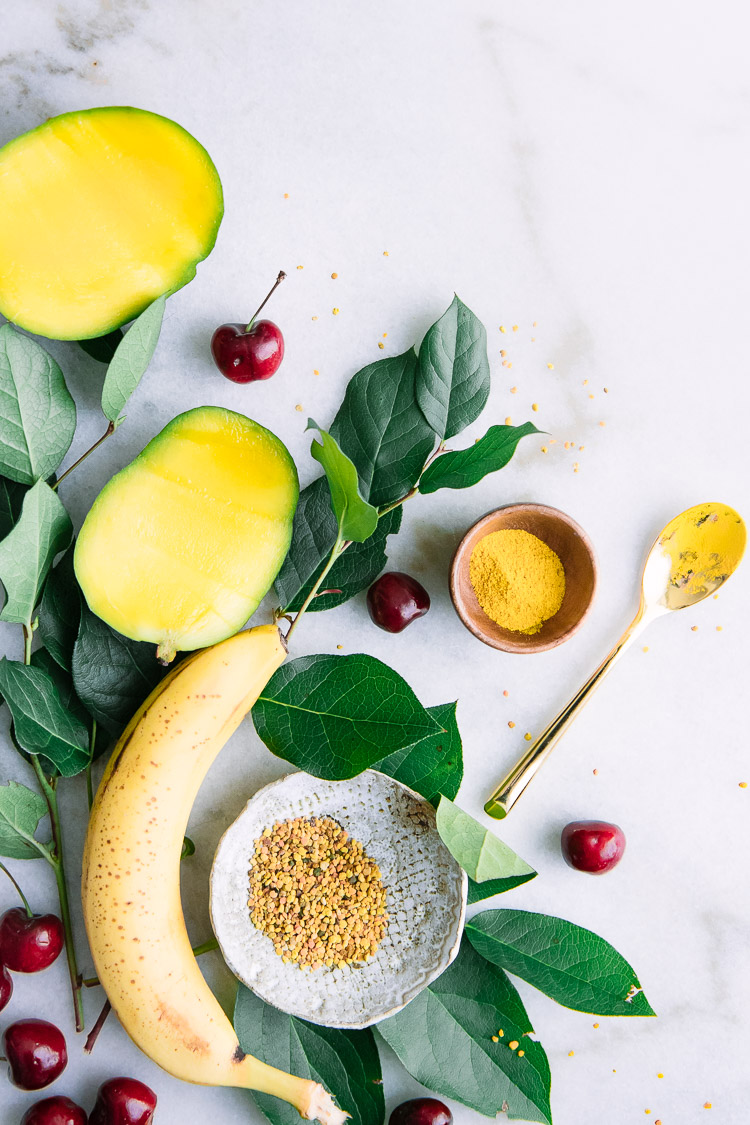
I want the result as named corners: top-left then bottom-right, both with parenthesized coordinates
top-left (74, 407), bottom-right (299, 662)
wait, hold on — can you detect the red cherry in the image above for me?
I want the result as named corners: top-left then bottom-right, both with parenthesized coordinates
top-left (211, 271), bottom-right (286, 383)
top-left (3, 1018), bottom-right (67, 1090)
top-left (367, 572), bottom-right (431, 633)
top-left (561, 820), bottom-right (626, 875)
top-left (389, 1099), bottom-right (453, 1125)
top-left (89, 1077), bottom-right (157, 1125)
top-left (21, 1095), bottom-right (88, 1125)
top-left (0, 907), bottom-right (64, 973)
top-left (0, 962), bottom-right (12, 1010)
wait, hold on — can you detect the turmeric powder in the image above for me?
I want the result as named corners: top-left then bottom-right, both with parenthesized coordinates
top-left (469, 529), bottom-right (565, 634)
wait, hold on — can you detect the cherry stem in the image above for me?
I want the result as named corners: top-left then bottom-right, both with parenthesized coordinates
top-left (84, 998), bottom-right (111, 1054)
top-left (54, 421), bottom-right (115, 490)
top-left (245, 270), bottom-right (286, 332)
top-left (0, 860), bottom-right (33, 918)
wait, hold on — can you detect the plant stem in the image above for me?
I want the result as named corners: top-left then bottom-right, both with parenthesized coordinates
top-left (245, 270), bottom-right (286, 332)
top-left (0, 860), bottom-right (34, 918)
top-left (82, 936), bottom-right (218, 987)
top-left (54, 421), bottom-right (115, 489)
top-left (83, 998), bottom-right (110, 1054)
top-left (285, 535), bottom-right (345, 642)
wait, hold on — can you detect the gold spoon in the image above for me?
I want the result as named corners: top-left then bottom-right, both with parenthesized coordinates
top-left (485, 502), bottom-right (746, 819)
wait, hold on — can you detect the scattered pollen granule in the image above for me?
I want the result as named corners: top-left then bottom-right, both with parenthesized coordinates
top-left (541, 446), bottom-right (548, 454)
top-left (503, 689), bottom-right (509, 697)
top-left (739, 782), bottom-right (747, 789)
top-left (500, 349), bottom-right (507, 357)
top-left (524, 732), bottom-right (532, 741)
top-left (512, 325), bottom-right (519, 332)
top-left (491, 1035), bottom-right (499, 1043)
top-left (505, 416), bottom-right (513, 425)
top-left (603, 387), bottom-right (609, 393)
top-left (296, 265), bottom-right (304, 270)
top-left (510, 386), bottom-right (517, 394)
top-left (378, 342), bottom-right (385, 349)
top-left (336, 644), bottom-right (344, 650)
top-left (508, 721), bottom-right (516, 729)
top-left (331, 272), bottom-right (338, 279)
top-left (249, 816), bottom-right (388, 970)
top-left (508, 1040), bottom-right (519, 1050)
top-left (704, 1104), bottom-right (712, 1110)
top-left (313, 369), bottom-right (320, 376)
top-left (599, 420), bottom-right (606, 427)
top-left (532, 403), bottom-right (539, 412)
top-left (312, 316), bottom-right (318, 321)
top-left (295, 404), bottom-right (303, 412)
top-left (283, 192), bottom-right (289, 199)
top-left (643, 646), bottom-right (649, 653)
top-left (691, 625), bottom-right (698, 632)
top-left (547, 362), bottom-right (554, 369)
top-left (500, 325), bottom-right (506, 333)
top-left (593, 1023), bottom-right (599, 1029)
top-left (593, 769), bottom-right (598, 776)
top-left (383, 250), bottom-right (389, 256)
top-left (568, 1051), bottom-right (575, 1057)
top-left (332, 308), bottom-right (340, 315)
top-left (716, 626), bottom-right (723, 632)
top-left (517, 1049), bottom-right (525, 1057)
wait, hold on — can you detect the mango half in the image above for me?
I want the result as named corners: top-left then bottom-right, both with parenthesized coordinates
top-left (0, 106), bottom-right (222, 340)
top-left (74, 408), bottom-right (299, 662)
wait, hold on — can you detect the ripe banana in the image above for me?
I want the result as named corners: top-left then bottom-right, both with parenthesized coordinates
top-left (82, 624), bottom-right (347, 1124)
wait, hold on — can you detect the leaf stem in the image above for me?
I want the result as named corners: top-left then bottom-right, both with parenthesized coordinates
top-left (245, 270), bottom-right (286, 332)
top-left (83, 998), bottom-right (111, 1054)
top-left (54, 421), bottom-right (115, 490)
top-left (86, 720), bottom-right (97, 811)
top-left (285, 535), bottom-right (346, 643)
top-left (0, 860), bottom-right (34, 918)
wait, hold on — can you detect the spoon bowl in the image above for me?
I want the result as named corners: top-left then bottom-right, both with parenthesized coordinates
top-left (485, 501), bottom-right (746, 818)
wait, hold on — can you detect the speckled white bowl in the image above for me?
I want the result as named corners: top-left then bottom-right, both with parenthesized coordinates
top-left (209, 770), bottom-right (467, 1028)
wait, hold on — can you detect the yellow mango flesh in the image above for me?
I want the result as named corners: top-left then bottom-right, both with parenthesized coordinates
top-left (0, 106), bottom-right (222, 339)
top-left (74, 408), bottom-right (298, 661)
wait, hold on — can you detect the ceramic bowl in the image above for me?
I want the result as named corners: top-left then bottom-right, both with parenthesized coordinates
top-left (209, 770), bottom-right (467, 1028)
top-left (450, 502), bottom-right (598, 653)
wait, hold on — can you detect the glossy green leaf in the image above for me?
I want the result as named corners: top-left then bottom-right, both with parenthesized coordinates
top-left (436, 797), bottom-right (536, 885)
top-left (0, 657), bottom-right (90, 776)
top-left (416, 295), bottom-right (491, 439)
top-left (38, 547), bottom-right (80, 672)
top-left (235, 986), bottom-right (383, 1125)
top-left (31, 647), bottom-right (91, 730)
top-left (0, 781), bottom-right (51, 860)
top-left (72, 603), bottom-right (167, 734)
top-left (466, 871), bottom-right (537, 905)
top-left (378, 937), bottom-right (551, 1123)
top-left (275, 478), bottom-right (402, 614)
top-left (252, 653), bottom-right (442, 780)
top-left (0, 325), bottom-right (76, 485)
top-left (375, 701), bottom-right (463, 804)
top-left (77, 328), bottom-right (124, 364)
top-left (0, 475), bottom-right (28, 539)
top-left (307, 420), bottom-right (378, 543)
top-left (419, 422), bottom-right (539, 494)
top-left (329, 349), bottom-right (435, 507)
top-left (0, 481), bottom-right (73, 626)
top-left (466, 909), bottom-right (656, 1017)
top-left (101, 294), bottom-right (166, 422)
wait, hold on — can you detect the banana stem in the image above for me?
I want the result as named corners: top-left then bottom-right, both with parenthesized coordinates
top-left (0, 860), bottom-right (34, 918)
top-left (237, 1057), bottom-right (348, 1125)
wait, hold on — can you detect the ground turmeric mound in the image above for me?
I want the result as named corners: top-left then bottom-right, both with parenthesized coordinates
top-left (469, 528), bottom-right (565, 634)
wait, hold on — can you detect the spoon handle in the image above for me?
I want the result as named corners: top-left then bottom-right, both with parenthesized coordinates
top-left (484, 614), bottom-right (648, 819)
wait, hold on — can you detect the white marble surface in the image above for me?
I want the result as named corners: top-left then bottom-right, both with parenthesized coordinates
top-left (1, 2), bottom-right (749, 1123)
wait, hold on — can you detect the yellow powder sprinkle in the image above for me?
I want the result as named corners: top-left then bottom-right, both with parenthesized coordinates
top-left (500, 325), bottom-right (506, 333)
top-left (510, 386), bottom-right (517, 393)
top-left (588, 394), bottom-right (595, 399)
top-left (568, 1051), bottom-right (575, 1057)
top-left (312, 316), bottom-right (318, 321)
top-left (331, 272), bottom-right (338, 279)
top-left (283, 192), bottom-right (289, 199)
top-left (524, 732), bottom-right (532, 741)
top-left (508, 1040), bottom-right (519, 1050)
top-left (547, 362), bottom-right (554, 369)
top-left (691, 625), bottom-right (698, 632)
top-left (336, 644), bottom-right (343, 650)
top-left (716, 625), bottom-right (723, 632)
top-left (518, 1049), bottom-right (525, 1057)
top-left (604, 387), bottom-right (609, 393)
top-left (643, 646), bottom-right (649, 653)
top-left (599, 420), bottom-right (606, 427)
top-left (295, 404), bottom-right (303, 412)
top-left (704, 1104), bottom-right (712, 1110)
top-left (332, 308), bottom-right (340, 315)
top-left (497, 1029), bottom-right (504, 1037)
top-left (593, 1023), bottom-right (599, 1029)
top-left (505, 416), bottom-right (513, 425)
top-left (593, 768), bottom-right (598, 775)
top-left (579, 445), bottom-right (585, 451)
top-left (512, 325), bottom-right (519, 332)
top-left (491, 1035), bottom-right (499, 1043)
top-left (503, 690), bottom-right (509, 697)
top-left (583, 379), bottom-right (589, 386)
top-left (383, 332), bottom-right (388, 337)
top-left (378, 342), bottom-right (385, 349)
top-left (657, 1074), bottom-right (664, 1079)
top-left (508, 721), bottom-right (516, 728)
top-left (500, 349), bottom-right (507, 357)
top-left (532, 403), bottom-right (539, 412)
top-left (383, 250), bottom-right (389, 256)
top-left (313, 369), bottom-right (320, 376)
top-left (297, 265), bottom-right (304, 270)
top-left (469, 529), bottom-right (565, 635)
top-left (541, 446), bottom-right (548, 453)
top-left (739, 782), bottom-right (747, 789)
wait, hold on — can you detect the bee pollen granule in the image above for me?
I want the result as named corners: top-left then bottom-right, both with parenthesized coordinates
top-left (249, 816), bottom-right (388, 970)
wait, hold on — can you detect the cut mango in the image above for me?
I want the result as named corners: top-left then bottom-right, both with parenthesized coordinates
top-left (74, 407), bottom-right (298, 662)
top-left (0, 106), bottom-right (223, 339)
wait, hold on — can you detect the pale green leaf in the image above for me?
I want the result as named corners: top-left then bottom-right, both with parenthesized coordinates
top-left (0, 481), bottom-right (73, 625)
top-left (101, 295), bottom-right (166, 422)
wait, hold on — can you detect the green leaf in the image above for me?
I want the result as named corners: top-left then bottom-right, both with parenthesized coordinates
top-left (466, 871), bottom-right (537, 905)
top-left (0, 781), bottom-right (51, 860)
top-left (72, 603), bottom-right (168, 734)
top-left (252, 653), bottom-right (442, 780)
top-left (234, 986), bottom-right (383, 1125)
top-left (0, 481), bottom-right (73, 626)
top-left (466, 909), bottom-right (656, 1017)
top-left (416, 295), bottom-right (491, 440)
top-left (375, 701), bottom-right (463, 804)
top-left (329, 349), bottom-right (435, 507)
top-left (275, 478), bottom-right (402, 614)
top-left (38, 547), bottom-right (81, 672)
top-left (419, 423), bottom-right (540, 494)
top-left (101, 295), bottom-right (166, 423)
top-left (307, 420), bottom-right (379, 543)
top-left (378, 937), bottom-right (551, 1123)
top-left (180, 836), bottom-right (196, 859)
top-left (436, 797), bottom-right (537, 885)
top-left (0, 476), bottom-right (28, 539)
top-left (0, 657), bottom-right (90, 777)
top-left (0, 324), bottom-right (77, 485)
top-left (31, 647), bottom-right (91, 731)
top-left (77, 329), bottom-right (124, 364)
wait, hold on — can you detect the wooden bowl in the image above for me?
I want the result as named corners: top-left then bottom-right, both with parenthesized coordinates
top-left (450, 503), bottom-right (598, 653)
